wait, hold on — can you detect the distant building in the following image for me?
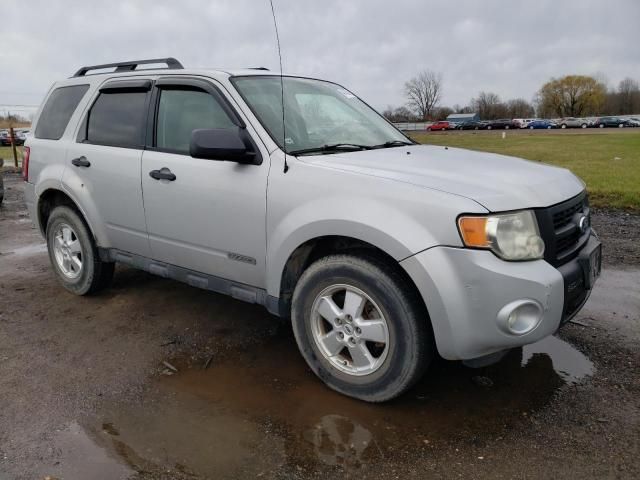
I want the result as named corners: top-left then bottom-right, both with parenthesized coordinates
top-left (446, 113), bottom-right (479, 123)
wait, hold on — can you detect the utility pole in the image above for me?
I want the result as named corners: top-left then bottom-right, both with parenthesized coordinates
top-left (7, 112), bottom-right (18, 169)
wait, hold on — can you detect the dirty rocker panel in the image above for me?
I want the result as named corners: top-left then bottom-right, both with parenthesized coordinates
top-left (99, 248), bottom-right (280, 314)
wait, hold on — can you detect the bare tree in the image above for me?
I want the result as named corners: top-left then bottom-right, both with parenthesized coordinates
top-left (404, 70), bottom-right (442, 120)
top-left (617, 77), bottom-right (640, 115)
top-left (506, 98), bottom-right (535, 118)
top-left (471, 91), bottom-right (505, 119)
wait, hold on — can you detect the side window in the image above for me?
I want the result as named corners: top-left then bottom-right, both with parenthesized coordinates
top-left (87, 91), bottom-right (148, 148)
top-left (156, 88), bottom-right (235, 154)
top-left (35, 85), bottom-right (89, 140)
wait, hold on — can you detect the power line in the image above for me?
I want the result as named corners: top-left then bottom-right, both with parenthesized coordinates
top-left (0, 104), bottom-right (39, 108)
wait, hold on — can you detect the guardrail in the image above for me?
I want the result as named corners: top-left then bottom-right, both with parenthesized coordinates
top-left (392, 122), bottom-right (432, 131)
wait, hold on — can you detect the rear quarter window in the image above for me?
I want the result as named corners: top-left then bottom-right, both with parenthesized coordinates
top-left (35, 85), bottom-right (90, 140)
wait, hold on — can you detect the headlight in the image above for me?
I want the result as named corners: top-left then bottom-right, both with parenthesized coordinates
top-left (457, 210), bottom-right (545, 261)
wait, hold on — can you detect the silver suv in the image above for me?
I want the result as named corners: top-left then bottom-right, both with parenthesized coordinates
top-left (24, 58), bottom-right (601, 402)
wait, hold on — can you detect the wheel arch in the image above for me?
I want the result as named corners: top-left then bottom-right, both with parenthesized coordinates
top-left (271, 235), bottom-right (431, 329)
top-left (36, 188), bottom-right (97, 242)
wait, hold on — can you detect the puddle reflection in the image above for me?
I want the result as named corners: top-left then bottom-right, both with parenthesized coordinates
top-left (72, 332), bottom-right (594, 478)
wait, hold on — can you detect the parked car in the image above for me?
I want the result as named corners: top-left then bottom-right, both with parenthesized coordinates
top-left (0, 129), bottom-right (24, 146)
top-left (24, 57), bottom-right (601, 402)
top-left (527, 120), bottom-right (557, 129)
top-left (559, 117), bottom-right (588, 129)
top-left (483, 119), bottom-right (515, 130)
top-left (0, 130), bottom-right (9, 146)
top-left (594, 116), bottom-right (629, 128)
top-left (456, 120), bottom-right (485, 130)
top-left (624, 117), bottom-right (640, 127)
top-left (428, 120), bottom-right (451, 131)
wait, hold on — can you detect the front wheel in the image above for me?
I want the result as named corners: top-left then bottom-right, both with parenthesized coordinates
top-left (581, 124), bottom-right (587, 128)
top-left (291, 254), bottom-right (433, 402)
top-left (46, 206), bottom-right (114, 295)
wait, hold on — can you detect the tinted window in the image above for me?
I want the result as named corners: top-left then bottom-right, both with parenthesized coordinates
top-left (156, 89), bottom-right (235, 153)
top-left (35, 85), bottom-right (89, 140)
top-left (87, 91), bottom-right (147, 147)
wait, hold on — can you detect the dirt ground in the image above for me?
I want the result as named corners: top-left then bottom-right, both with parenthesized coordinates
top-left (0, 173), bottom-right (638, 480)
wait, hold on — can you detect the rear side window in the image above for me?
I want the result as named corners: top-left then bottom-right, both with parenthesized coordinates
top-left (35, 85), bottom-right (89, 140)
top-left (87, 91), bottom-right (147, 148)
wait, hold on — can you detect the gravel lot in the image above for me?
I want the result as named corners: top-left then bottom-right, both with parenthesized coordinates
top-left (0, 174), bottom-right (638, 479)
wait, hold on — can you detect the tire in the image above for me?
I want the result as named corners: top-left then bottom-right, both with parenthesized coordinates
top-left (505, 125), bottom-right (510, 130)
top-left (561, 124), bottom-right (567, 129)
top-left (547, 125), bottom-right (552, 129)
top-left (291, 254), bottom-right (433, 402)
top-left (581, 124), bottom-right (587, 128)
top-left (487, 125), bottom-right (492, 130)
top-left (529, 126), bottom-right (534, 129)
top-left (599, 124), bottom-right (604, 128)
top-left (618, 123), bottom-right (624, 128)
top-left (46, 205), bottom-right (114, 295)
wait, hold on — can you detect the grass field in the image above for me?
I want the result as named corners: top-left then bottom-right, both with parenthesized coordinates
top-left (0, 146), bottom-right (24, 169)
top-left (411, 131), bottom-right (640, 211)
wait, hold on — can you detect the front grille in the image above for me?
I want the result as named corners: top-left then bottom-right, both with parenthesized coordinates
top-left (552, 201), bottom-right (584, 230)
top-left (535, 192), bottom-right (590, 267)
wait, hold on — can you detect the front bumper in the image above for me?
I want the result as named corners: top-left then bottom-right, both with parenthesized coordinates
top-left (401, 234), bottom-right (600, 361)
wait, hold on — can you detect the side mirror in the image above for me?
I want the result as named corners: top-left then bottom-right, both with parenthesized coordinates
top-left (189, 128), bottom-right (261, 165)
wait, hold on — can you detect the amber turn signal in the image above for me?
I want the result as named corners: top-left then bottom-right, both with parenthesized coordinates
top-left (457, 216), bottom-right (490, 248)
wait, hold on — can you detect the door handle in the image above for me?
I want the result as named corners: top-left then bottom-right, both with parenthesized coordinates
top-left (71, 156), bottom-right (91, 168)
top-left (149, 167), bottom-right (176, 181)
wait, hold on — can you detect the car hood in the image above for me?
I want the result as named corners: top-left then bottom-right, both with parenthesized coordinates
top-left (302, 144), bottom-right (584, 211)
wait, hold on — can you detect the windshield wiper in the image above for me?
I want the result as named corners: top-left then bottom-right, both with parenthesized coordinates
top-left (289, 143), bottom-right (373, 156)
top-left (371, 140), bottom-right (414, 149)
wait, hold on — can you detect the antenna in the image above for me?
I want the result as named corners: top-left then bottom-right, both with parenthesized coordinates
top-left (268, 0), bottom-right (288, 173)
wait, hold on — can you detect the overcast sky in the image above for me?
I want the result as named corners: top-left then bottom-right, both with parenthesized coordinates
top-left (1, 0), bottom-right (639, 115)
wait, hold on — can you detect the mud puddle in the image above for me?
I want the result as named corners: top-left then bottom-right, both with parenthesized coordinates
top-left (48, 332), bottom-right (593, 479)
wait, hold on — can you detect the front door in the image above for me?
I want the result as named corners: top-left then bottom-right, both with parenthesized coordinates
top-left (141, 78), bottom-right (269, 288)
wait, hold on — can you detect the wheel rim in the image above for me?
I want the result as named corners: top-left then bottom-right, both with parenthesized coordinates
top-left (310, 284), bottom-right (390, 376)
top-left (53, 223), bottom-right (83, 279)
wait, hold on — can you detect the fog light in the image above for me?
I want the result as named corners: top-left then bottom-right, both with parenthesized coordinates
top-left (497, 299), bottom-right (543, 335)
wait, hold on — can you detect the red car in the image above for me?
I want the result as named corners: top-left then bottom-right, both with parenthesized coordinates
top-left (428, 120), bottom-right (450, 131)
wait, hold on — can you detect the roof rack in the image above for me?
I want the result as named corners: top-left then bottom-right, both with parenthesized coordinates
top-left (73, 58), bottom-right (184, 77)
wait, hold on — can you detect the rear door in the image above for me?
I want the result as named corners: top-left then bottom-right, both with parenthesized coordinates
top-left (63, 79), bottom-right (152, 256)
top-left (140, 77), bottom-right (269, 288)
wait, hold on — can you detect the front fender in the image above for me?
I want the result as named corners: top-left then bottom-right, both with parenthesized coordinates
top-left (265, 158), bottom-right (486, 298)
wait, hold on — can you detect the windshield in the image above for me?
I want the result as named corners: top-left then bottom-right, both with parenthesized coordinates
top-left (232, 76), bottom-right (410, 155)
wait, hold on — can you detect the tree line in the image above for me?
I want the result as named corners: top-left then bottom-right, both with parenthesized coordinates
top-left (384, 70), bottom-right (640, 122)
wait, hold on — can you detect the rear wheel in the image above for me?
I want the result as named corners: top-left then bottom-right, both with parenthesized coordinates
top-left (581, 124), bottom-right (587, 128)
top-left (46, 206), bottom-right (114, 295)
top-left (561, 124), bottom-right (567, 129)
top-left (487, 125), bottom-right (492, 130)
top-left (599, 124), bottom-right (604, 128)
top-left (291, 254), bottom-right (433, 402)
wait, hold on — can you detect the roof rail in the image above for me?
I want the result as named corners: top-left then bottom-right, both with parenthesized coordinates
top-left (249, 67), bottom-right (270, 71)
top-left (73, 58), bottom-right (184, 77)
